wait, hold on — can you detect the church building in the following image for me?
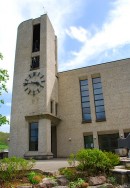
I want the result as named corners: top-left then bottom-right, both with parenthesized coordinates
top-left (9, 14), bottom-right (130, 159)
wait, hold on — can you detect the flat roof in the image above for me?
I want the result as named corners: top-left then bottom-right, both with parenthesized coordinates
top-left (58, 57), bottom-right (130, 74)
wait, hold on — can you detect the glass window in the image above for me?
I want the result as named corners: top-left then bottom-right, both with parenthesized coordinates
top-left (96, 112), bottom-right (106, 120)
top-left (82, 102), bottom-right (90, 108)
top-left (32, 24), bottom-right (40, 52)
top-left (94, 88), bottom-right (102, 95)
top-left (92, 76), bottom-right (106, 122)
top-left (29, 122), bottom-right (38, 151)
top-left (83, 107), bottom-right (91, 114)
top-left (83, 114), bottom-right (91, 121)
top-left (96, 106), bottom-right (105, 113)
top-left (84, 135), bottom-right (94, 149)
top-left (80, 79), bottom-right (91, 122)
top-left (98, 133), bottom-right (119, 152)
top-left (80, 80), bottom-right (88, 86)
top-left (93, 82), bottom-right (102, 89)
top-left (95, 100), bottom-right (104, 106)
top-left (31, 56), bottom-right (40, 69)
top-left (81, 90), bottom-right (89, 97)
top-left (80, 85), bottom-right (88, 91)
top-left (92, 77), bottom-right (101, 84)
top-left (94, 94), bottom-right (103, 100)
top-left (82, 96), bottom-right (90, 102)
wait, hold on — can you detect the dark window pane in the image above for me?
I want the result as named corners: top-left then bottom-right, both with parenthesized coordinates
top-left (31, 56), bottom-right (39, 69)
top-left (31, 122), bottom-right (38, 129)
top-left (81, 90), bottom-right (89, 96)
top-left (83, 107), bottom-right (91, 114)
top-left (81, 85), bottom-right (88, 91)
top-left (96, 106), bottom-right (105, 113)
top-left (82, 102), bottom-right (90, 108)
top-left (93, 77), bottom-right (101, 84)
top-left (29, 122), bottom-right (38, 151)
top-left (84, 135), bottom-right (94, 149)
top-left (98, 133), bottom-right (119, 152)
top-left (83, 114), bottom-right (91, 121)
top-left (31, 130), bottom-right (38, 136)
top-left (96, 112), bottom-right (106, 120)
top-left (31, 137), bottom-right (38, 142)
top-left (95, 100), bottom-right (104, 106)
top-left (93, 82), bottom-right (102, 89)
top-left (32, 24), bottom-right (40, 52)
top-left (82, 96), bottom-right (90, 102)
top-left (80, 80), bottom-right (88, 86)
top-left (94, 88), bottom-right (102, 95)
top-left (95, 94), bottom-right (103, 100)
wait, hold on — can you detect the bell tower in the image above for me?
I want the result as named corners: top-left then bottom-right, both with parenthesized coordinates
top-left (9, 14), bottom-right (60, 159)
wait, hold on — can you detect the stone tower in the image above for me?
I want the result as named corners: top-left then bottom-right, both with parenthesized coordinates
top-left (9, 14), bottom-right (59, 159)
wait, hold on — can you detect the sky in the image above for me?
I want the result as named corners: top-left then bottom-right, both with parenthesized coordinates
top-left (0, 0), bottom-right (130, 133)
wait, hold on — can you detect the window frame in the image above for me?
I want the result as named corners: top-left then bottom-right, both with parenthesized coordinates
top-left (80, 79), bottom-right (92, 123)
top-left (29, 122), bottom-right (38, 151)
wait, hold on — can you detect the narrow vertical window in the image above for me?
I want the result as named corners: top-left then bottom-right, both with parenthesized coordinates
top-left (32, 24), bottom-right (40, 52)
top-left (55, 103), bottom-right (58, 116)
top-left (51, 100), bottom-right (53, 114)
top-left (29, 122), bottom-right (38, 151)
top-left (92, 77), bottom-right (106, 121)
top-left (31, 56), bottom-right (40, 69)
top-left (80, 79), bottom-right (91, 122)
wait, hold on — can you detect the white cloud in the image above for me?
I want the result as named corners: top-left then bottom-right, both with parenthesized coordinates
top-left (0, 0), bottom-right (86, 92)
top-left (60, 0), bottom-right (130, 70)
top-left (66, 26), bottom-right (90, 42)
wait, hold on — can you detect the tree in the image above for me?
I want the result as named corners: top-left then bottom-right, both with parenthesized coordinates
top-left (0, 52), bottom-right (9, 125)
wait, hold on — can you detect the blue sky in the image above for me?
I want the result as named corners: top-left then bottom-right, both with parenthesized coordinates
top-left (0, 0), bottom-right (130, 132)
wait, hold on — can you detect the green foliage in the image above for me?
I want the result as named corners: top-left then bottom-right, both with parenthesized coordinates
top-left (67, 153), bottom-right (76, 167)
top-left (69, 178), bottom-right (85, 188)
top-left (0, 143), bottom-right (8, 150)
top-left (28, 171), bottom-right (42, 184)
top-left (0, 132), bottom-right (9, 150)
top-left (0, 157), bottom-right (35, 181)
top-left (0, 53), bottom-right (9, 126)
top-left (76, 149), bottom-right (111, 174)
top-left (108, 176), bottom-right (117, 185)
top-left (104, 151), bottom-right (120, 168)
top-left (59, 167), bottom-right (77, 181)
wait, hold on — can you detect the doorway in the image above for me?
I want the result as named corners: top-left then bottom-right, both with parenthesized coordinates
top-left (51, 126), bottom-right (57, 158)
top-left (98, 133), bottom-right (119, 152)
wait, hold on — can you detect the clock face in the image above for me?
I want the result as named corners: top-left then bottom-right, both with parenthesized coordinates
top-left (23, 72), bottom-right (45, 96)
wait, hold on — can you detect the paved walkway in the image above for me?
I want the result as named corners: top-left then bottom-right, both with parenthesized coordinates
top-left (33, 158), bottom-right (69, 172)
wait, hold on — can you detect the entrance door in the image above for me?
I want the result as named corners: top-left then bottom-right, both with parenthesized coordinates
top-left (98, 133), bottom-right (119, 152)
top-left (51, 126), bottom-right (57, 158)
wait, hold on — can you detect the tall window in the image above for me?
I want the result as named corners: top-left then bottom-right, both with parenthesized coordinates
top-left (31, 56), bottom-right (40, 69)
top-left (55, 103), bottom-right (58, 116)
top-left (51, 100), bottom-right (53, 114)
top-left (29, 122), bottom-right (38, 151)
top-left (84, 135), bottom-right (94, 149)
top-left (80, 79), bottom-right (91, 122)
top-left (92, 77), bottom-right (106, 121)
top-left (32, 24), bottom-right (40, 52)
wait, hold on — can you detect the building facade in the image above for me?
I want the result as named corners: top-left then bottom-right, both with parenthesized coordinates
top-left (9, 14), bottom-right (130, 159)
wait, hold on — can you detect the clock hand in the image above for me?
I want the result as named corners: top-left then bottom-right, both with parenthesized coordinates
top-left (31, 81), bottom-right (44, 87)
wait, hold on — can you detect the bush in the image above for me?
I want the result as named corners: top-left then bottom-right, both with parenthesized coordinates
top-left (0, 157), bottom-right (35, 181)
top-left (59, 167), bottom-right (77, 181)
top-left (104, 151), bottom-right (120, 168)
top-left (69, 178), bottom-right (85, 188)
top-left (67, 153), bottom-right (76, 167)
top-left (28, 171), bottom-right (42, 184)
top-left (76, 149), bottom-right (111, 174)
